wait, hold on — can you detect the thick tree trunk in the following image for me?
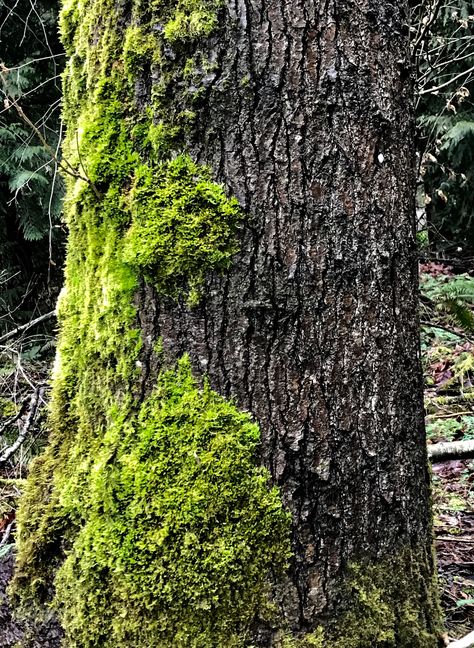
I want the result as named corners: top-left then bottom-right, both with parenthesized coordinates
top-left (138, 0), bottom-right (441, 641)
top-left (10, 0), bottom-right (442, 646)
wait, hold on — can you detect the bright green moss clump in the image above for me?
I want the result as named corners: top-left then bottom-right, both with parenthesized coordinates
top-left (123, 155), bottom-right (241, 302)
top-left (11, 0), bottom-right (291, 645)
top-left (54, 356), bottom-right (291, 647)
top-left (164, 0), bottom-right (223, 42)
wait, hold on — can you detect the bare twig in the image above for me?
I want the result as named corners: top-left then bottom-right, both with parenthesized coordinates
top-left (0, 520), bottom-right (14, 547)
top-left (0, 65), bottom-right (100, 199)
top-left (6, 98), bottom-right (101, 199)
top-left (426, 412), bottom-right (473, 420)
top-left (0, 310), bottom-right (55, 344)
top-left (426, 393), bottom-right (474, 414)
top-left (419, 62), bottom-right (474, 96)
top-left (421, 321), bottom-right (474, 343)
top-left (0, 395), bottom-right (29, 436)
top-left (0, 385), bottom-right (45, 464)
top-left (412, 0), bottom-right (444, 53)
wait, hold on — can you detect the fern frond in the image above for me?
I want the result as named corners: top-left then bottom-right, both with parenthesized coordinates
top-left (8, 170), bottom-right (49, 192)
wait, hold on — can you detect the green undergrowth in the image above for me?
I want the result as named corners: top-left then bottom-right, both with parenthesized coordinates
top-left (11, 0), bottom-right (291, 646)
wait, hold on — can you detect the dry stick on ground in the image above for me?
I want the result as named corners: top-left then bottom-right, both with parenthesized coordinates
top-left (420, 321), bottom-right (474, 344)
top-left (426, 393), bottom-right (474, 415)
top-left (427, 412), bottom-right (473, 420)
top-left (0, 385), bottom-right (45, 464)
top-left (428, 440), bottom-right (474, 462)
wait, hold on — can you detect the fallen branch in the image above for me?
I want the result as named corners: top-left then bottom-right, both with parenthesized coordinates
top-left (426, 412), bottom-right (473, 420)
top-left (425, 392), bottom-right (474, 414)
top-left (0, 396), bottom-right (29, 436)
top-left (421, 320), bottom-right (473, 343)
top-left (448, 630), bottom-right (474, 648)
top-left (0, 386), bottom-right (46, 464)
top-left (0, 311), bottom-right (55, 344)
top-left (428, 440), bottom-right (474, 462)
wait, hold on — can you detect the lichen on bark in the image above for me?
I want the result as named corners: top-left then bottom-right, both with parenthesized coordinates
top-left (10, 0), bottom-right (291, 646)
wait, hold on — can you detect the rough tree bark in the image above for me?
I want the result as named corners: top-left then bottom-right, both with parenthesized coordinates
top-left (9, 0), bottom-right (442, 646)
top-left (142, 0), bottom-right (442, 642)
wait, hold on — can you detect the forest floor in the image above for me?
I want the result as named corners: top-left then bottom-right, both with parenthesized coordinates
top-left (422, 261), bottom-right (474, 638)
top-left (0, 262), bottom-right (473, 640)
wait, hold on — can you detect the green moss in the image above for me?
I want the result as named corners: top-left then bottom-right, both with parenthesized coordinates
top-left (163, 0), bottom-right (224, 42)
top-left (11, 0), bottom-right (442, 646)
top-left (281, 549), bottom-right (442, 648)
top-left (279, 628), bottom-right (324, 648)
top-left (0, 397), bottom-right (17, 417)
top-left (123, 155), bottom-right (241, 301)
top-left (53, 356), bottom-right (290, 647)
top-left (11, 0), bottom-right (291, 646)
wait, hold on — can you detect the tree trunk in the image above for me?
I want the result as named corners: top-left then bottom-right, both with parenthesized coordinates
top-left (11, 0), bottom-right (442, 646)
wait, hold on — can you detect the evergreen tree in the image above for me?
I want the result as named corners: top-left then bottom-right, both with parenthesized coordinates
top-left (414, 1), bottom-right (474, 253)
top-left (0, 0), bottom-right (63, 330)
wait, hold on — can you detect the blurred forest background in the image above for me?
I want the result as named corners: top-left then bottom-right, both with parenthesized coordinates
top-left (0, 0), bottom-right (473, 640)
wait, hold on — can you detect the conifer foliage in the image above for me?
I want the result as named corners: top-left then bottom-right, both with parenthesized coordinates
top-left (413, 1), bottom-right (474, 252)
top-left (0, 0), bottom-right (63, 328)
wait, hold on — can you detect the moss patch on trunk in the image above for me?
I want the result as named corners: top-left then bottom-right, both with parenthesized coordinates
top-left (52, 356), bottom-right (291, 647)
top-left (11, 0), bottom-right (291, 646)
top-left (280, 547), bottom-right (442, 648)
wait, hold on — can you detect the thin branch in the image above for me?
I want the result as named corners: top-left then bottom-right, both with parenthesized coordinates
top-left (0, 67), bottom-right (100, 198)
top-left (426, 411), bottom-right (473, 420)
top-left (0, 386), bottom-right (45, 464)
top-left (420, 321), bottom-right (473, 343)
top-left (8, 99), bottom-right (101, 198)
top-left (5, 53), bottom-right (65, 73)
top-left (0, 311), bottom-right (55, 344)
top-left (0, 520), bottom-right (14, 547)
top-left (0, 395), bottom-right (29, 436)
top-left (419, 62), bottom-right (474, 96)
top-left (412, 0), bottom-right (444, 53)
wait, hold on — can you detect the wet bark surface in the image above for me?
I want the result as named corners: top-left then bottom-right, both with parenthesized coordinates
top-left (135, 0), bottom-right (438, 636)
top-left (0, 553), bottom-right (62, 647)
